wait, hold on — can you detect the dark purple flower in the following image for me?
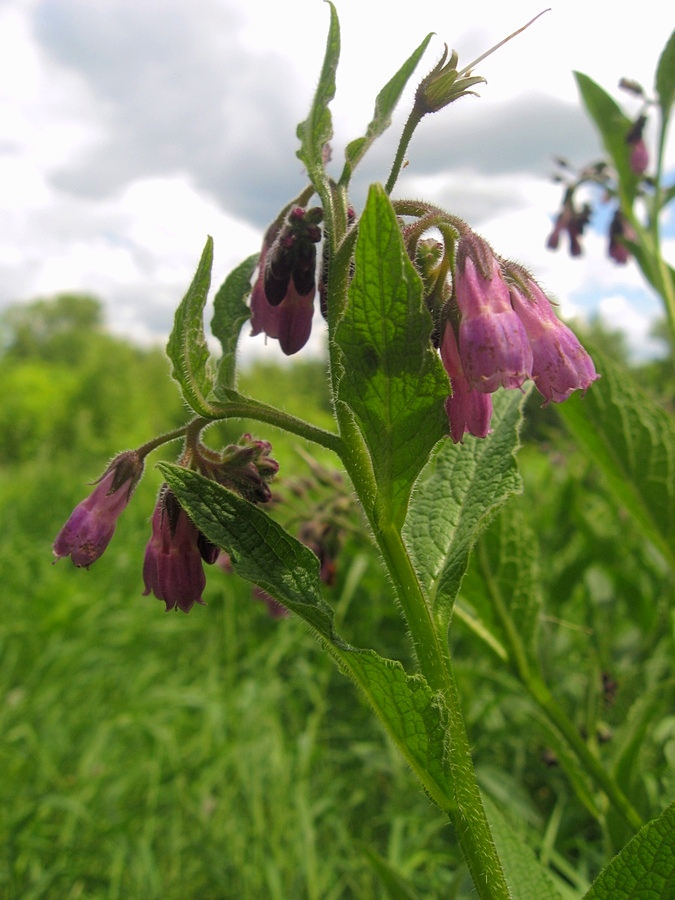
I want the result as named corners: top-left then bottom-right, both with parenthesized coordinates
top-left (53, 451), bottom-right (144, 567)
top-left (608, 209), bottom-right (637, 264)
top-left (142, 487), bottom-right (207, 613)
top-left (626, 115), bottom-right (648, 174)
top-left (508, 279), bottom-right (599, 404)
top-left (440, 319), bottom-right (493, 443)
top-left (454, 237), bottom-right (533, 393)
top-left (250, 207), bottom-right (321, 355)
top-left (547, 192), bottom-right (591, 257)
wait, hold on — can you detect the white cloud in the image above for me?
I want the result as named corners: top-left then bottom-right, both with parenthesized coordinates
top-left (0, 0), bottom-right (672, 357)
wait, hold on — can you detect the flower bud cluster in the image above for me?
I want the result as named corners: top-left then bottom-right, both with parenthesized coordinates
top-left (250, 206), bottom-right (323, 355)
top-left (53, 433), bottom-right (279, 613)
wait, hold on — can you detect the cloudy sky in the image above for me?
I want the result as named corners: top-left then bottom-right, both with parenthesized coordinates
top-left (1, 0), bottom-right (673, 361)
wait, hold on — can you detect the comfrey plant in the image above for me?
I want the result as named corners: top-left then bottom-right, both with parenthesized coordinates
top-left (546, 32), bottom-right (675, 349)
top-left (53, 8), bottom-right (675, 898)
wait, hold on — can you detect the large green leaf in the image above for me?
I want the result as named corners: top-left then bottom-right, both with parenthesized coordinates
top-left (574, 72), bottom-right (638, 208)
top-left (483, 798), bottom-right (563, 900)
top-left (334, 183), bottom-right (448, 530)
top-left (656, 30), bottom-right (675, 134)
top-left (583, 803), bottom-right (675, 899)
top-left (340, 33), bottom-right (434, 185)
top-left (210, 253), bottom-right (257, 394)
top-left (158, 463), bottom-right (457, 812)
top-left (403, 389), bottom-right (527, 630)
top-left (458, 497), bottom-right (542, 667)
top-left (296, 1), bottom-right (339, 184)
top-left (555, 349), bottom-right (675, 569)
top-left (165, 236), bottom-right (215, 417)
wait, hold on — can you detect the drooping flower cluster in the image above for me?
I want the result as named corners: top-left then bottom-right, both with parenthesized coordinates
top-left (53, 433), bottom-right (279, 613)
top-left (250, 206), bottom-right (323, 355)
top-left (426, 231), bottom-right (598, 443)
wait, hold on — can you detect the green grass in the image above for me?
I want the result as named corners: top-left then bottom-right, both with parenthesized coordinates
top-left (0, 458), bottom-right (461, 899)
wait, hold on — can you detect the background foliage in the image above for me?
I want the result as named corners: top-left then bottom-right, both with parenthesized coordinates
top-left (0, 295), bottom-right (673, 898)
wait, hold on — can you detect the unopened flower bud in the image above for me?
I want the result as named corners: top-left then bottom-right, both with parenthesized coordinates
top-left (626, 115), bottom-right (648, 174)
top-left (53, 450), bottom-right (144, 567)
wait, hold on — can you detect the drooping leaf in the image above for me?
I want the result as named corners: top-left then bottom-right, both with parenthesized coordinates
top-left (158, 463), bottom-right (457, 813)
top-left (211, 253), bottom-right (258, 394)
top-left (340, 33), bottom-right (434, 185)
top-left (165, 236), bottom-right (215, 417)
top-left (555, 348), bottom-right (675, 569)
top-left (483, 797), bottom-right (564, 900)
top-left (296, 1), bottom-right (339, 185)
top-left (404, 389), bottom-right (527, 630)
top-left (656, 30), bottom-right (675, 133)
top-left (583, 802), bottom-right (675, 900)
top-left (335, 183), bottom-right (448, 530)
top-left (574, 72), bottom-right (638, 208)
top-left (463, 497), bottom-right (543, 665)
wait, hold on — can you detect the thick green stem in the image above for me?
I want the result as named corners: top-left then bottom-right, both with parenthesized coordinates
top-left (341, 459), bottom-right (510, 897)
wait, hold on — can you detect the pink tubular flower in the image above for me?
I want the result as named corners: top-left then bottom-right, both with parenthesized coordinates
top-left (508, 279), bottom-right (599, 404)
top-left (53, 451), bottom-right (144, 567)
top-left (454, 238), bottom-right (533, 393)
top-left (440, 320), bottom-right (493, 443)
top-left (142, 487), bottom-right (208, 613)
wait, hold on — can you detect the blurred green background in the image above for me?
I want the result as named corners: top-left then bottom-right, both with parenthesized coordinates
top-left (1, 295), bottom-right (672, 898)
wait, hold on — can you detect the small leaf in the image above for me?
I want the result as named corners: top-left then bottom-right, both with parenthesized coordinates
top-left (158, 463), bottom-right (457, 813)
top-left (335, 183), bottom-right (448, 530)
top-left (211, 253), bottom-right (258, 394)
top-left (583, 802), bottom-right (675, 899)
top-left (656, 30), bottom-right (675, 132)
top-left (296, 1), bottom-right (339, 184)
top-left (574, 72), bottom-right (638, 208)
top-left (404, 389), bottom-right (527, 629)
top-left (166, 236), bottom-right (215, 417)
top-left (340, 33), bottom-right (434, 185)
top-left (483, 797), bottom-right (564, 900)
top-left (555, 348), bottom-right (675, 569)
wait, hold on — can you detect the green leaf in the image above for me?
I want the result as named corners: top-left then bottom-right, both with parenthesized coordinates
top-left (403, 389), bottom-right (527, 629)
top-left (158, 463), bottom-right (457, 813)
top-left (334, 183), bottom-right (448, 530)
top-left (360, 844), bottom-right (419, 900)
top-left (466, 498), bottom-right (543, 664)
top-left (483, 797), bottom-right (564, 900)
top-left (340, 33), bottom-right (434, 186)
top-left (555, 348), bottom-right (675, 569)
top-left (296, 1), bottom-right (339, 184)
top-left (574, 72), bottom-right (638, 208)
top-left (656, 30), bottom-right (675, 133)
top-left (583, 803), bottom-right (675, 899)
top-left (165, 236), bottom-right (216, 417)
top-left (210, 253), bottom-right (257, 394)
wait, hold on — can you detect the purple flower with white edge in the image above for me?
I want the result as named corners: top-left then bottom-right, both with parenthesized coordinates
top-left (142, 487), bottom-right (209, 613)
top-left (440, 320), bottom-right (493, 443)
top-left (454, 236), bottom-right (533, 393)
top-left (53, 450), bottom-right (144, 568)
top-left (508, 277), bottom-right (599, 404)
